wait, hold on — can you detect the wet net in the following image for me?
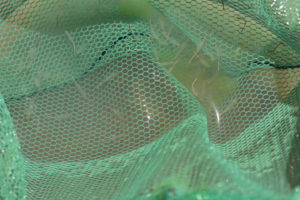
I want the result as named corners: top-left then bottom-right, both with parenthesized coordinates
top-left (0, 0), bottom-right (300, 199)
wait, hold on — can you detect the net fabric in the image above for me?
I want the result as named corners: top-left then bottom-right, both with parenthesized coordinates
top-left (0, 0), bottom-right (300, 200)
top-left (0, 94), bottom-right (26, 200)
top-left (149, 0), bottom-right (300, 195)
top-left (221, 0), bottom-right (300, 54)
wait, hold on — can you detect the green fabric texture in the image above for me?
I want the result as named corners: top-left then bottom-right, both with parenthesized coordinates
top-left (0, 94), bottom-right (26, 199)
top-left (0, 0), bottom-right (28, 20)
top-left (0, 0), bottom-right (300, 199)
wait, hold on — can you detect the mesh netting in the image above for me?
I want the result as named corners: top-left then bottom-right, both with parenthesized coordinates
top-left (0, 0), bottom-right (300, 199)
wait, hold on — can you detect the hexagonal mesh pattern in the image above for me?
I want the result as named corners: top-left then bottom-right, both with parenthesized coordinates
top-left (0, 0), bottom-right (300, 199)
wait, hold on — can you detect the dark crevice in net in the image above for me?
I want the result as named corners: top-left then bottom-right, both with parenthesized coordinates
top-left (249, 61), bottom-right (300, 70)
top-left (5, 32), bottom-right (149, 103)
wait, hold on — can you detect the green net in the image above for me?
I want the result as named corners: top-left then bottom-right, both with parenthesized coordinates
top-left (0, 0), bottom-right (300, 199)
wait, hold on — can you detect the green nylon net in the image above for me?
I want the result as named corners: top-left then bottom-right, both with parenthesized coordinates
top-left (0, 0), bottom-right (300, 199)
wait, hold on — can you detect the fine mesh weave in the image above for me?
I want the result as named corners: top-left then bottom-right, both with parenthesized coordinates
top-left (0, 0), bottom-right (300, 199)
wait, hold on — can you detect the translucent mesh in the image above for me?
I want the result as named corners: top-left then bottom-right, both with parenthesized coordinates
top-left (0, 0), bottom-right (300, 199)
top-left (0, 94), bottom-right (26, 199)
